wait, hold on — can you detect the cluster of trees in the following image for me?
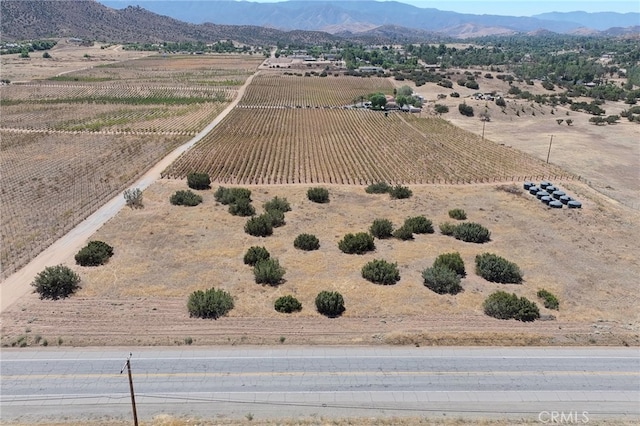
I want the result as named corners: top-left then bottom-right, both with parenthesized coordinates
top-left (1, 39), bottom-right (56, 55)
top-left (124, 40), bottom-right (252, 53)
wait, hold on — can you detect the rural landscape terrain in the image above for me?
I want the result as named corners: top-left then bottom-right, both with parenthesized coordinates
top-left (1, 0), bottom-right (639, 424)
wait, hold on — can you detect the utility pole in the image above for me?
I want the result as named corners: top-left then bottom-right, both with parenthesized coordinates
top-left (546, 135), bottom-right (554, 163)
top-left (121, 353), bottom-right (139, 426)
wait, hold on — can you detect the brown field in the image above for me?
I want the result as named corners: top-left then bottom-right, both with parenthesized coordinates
top-left (2, 180), bottom-right (639, 347)
top-left (0, 54), bottom-right (264, 279)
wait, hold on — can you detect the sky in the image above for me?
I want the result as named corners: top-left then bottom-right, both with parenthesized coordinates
top-left (101, 0), bottom-right (640, 17)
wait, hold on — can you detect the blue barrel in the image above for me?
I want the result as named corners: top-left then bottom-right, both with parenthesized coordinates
top-left (529, 186), bottom-right (540, 195)
top-left (540, 181), bottom-right (552, 189)
top-left (560, 195), bottom-right (572, 204)
top-left (536, 190), bottom-right (550, 199)
top-left (541, 196), bottom-right (552, 205)
top-left (552, 190), bottom-right (566, 199)
top-left (524, 181), bottom-right (534, 190)
top-left (567, 200), bottom-right (582, 209)
top-left (549, 200), bottom-right (563, 208)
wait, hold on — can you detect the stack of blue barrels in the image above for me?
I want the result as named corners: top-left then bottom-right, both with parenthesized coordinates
top-left (523, 181), bottom-right (582, 209)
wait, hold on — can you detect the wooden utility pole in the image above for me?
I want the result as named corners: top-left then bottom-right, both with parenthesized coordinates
top-left (121, 354), bottom-right (139, 426)
top-left (546, 135), bottom-right (554, 163)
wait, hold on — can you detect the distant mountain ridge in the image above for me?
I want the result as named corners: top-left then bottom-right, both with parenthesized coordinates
top-left (100, 0), bottom-right (640, 36)
top-left (1, 0), bottom-right (638, 44)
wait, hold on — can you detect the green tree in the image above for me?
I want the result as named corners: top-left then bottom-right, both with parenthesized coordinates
top-left (315, 291), bottom-right (345, 317)
top-left (369, 93), bottom-right (387, 109)
top-left (187, 172), bottom-right (211, 190)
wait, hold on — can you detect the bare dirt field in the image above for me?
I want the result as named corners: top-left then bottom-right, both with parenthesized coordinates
top-left (2, 179), bottom-right (638, 348)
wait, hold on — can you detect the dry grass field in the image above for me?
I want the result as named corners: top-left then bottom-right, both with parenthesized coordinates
top-left (0, 53), bottom-right (263, 279)
top-left (2, 179), bottom-right (638, 348)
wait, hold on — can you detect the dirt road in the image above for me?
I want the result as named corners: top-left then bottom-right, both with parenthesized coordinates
top-left (0, 71), bottom-right (259, 313)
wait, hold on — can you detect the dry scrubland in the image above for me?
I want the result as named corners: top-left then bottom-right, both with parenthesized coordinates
top-left (0, 53), bottom-right (263, 279)
top-left (1, 54), bottom-right (639, 349)
top-left (2, 180), bottom-right (639, 347)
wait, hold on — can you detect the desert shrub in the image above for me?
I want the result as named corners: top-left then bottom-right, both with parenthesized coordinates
top-left (244, 215), bottom-right (273, 237)
top-left (434, 104), bottom-right (449, 114)
top-left (465, 80), bottom-right (479, 90)
top-left (187, 172), bottom-right (211, 190)
top-left (32, 265), bottom-right (81, 300)
top-left (187, 287), bottom-right (234, 319)
top-left (537, 289), bottom-right (559, 310)
top-left (75, 240), bottom-right (114, 267)
top-left (253, 258), bottom-right (285, 285)
top-left (433, 252), bottom-right (466, 277)
top-left (422, 265), bottom-right (462, 295)
top-left (274, 295), bottom-right (302, 313)
top-left (365, 182), bottom-right (391, 194)
top-left (448, 208), bottom-right (467, 220)
top-left (243, 246), bottom-right (270, 266)
top-left (439, 222), bottom-right (456, 236)
top-left (369, 219), bottom-right (394, 239)
top-left (389, 185), bottom-right (413, 199)
top-left (495, 97), bottom-right (506, 107)
top-left (315, 291), bottom-right (345, 317)
top-left (361, 259), bottom-right (400, 285)
top-left (483, 291), bottom-right (539, 322)
top-left (265, 209), bottom-right (286, 227)
top-left (263, 196), bottom-right (291, 213)
top-left (475, 253), bottom-right (523, 284)
top-left (453, 222), bottom-right (491, 243)
top-left (393, 226), bottom-right (414, 240)
top-left (403, 216), bottom-right (434, 234)
top-left (123, 188), bottom-right (143, 209)
top-left (458, 103), bottom-right (474, 117)
top-left (294, 233), bottom-right (320, 251)
top-left (307, 187), bottom-right (330, 203)
top-left (214, 187), bottom-right (251, 205)
top-left (170, 190), bottom-right (202, 206)
top-left (338, 232), bottom-right (375, 254)
top-left (228, 198), bottom-right (256, 216)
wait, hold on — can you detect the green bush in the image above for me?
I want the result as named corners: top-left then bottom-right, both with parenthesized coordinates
top-left (361, 259), bottom-right (400, 285)
top-left (253, 258), bottom-right (285, 285)
top-left (123, 187), bottom-right (143, 209)
top-left (475, 253), bottom-right (523, 284)
top-left (228, 198), bottom-right (256, 216)
top-left (365, 182), bottom-right (391, 194)
top-left (338, 232), bottom-right (375, 254)
top-left (483, 291), bottom-right (539, 322)
top-left (214, 187), bottom-right (252, 205)
top-left (458, 103), bottom-right (474, 117)
top-left (315, 291), bottom-right (345, 317)
top-left (32, 265), bottom-right (81, 300)
top-left (75, 240), bottom-right (114, 267)
top-left (422, 265), bottom-right (462, 295)
top-left (389, 185), bottom-right (413, 199)
top-left (244, 215), bottom-right (273, 237)
top-left (433, 252), bottom-right (466, 277)
top-left (170, 190), bottom-right (203, 206)
top-left (187, 287), bottom-right (234, 319)
top-left (453, 222), bottom-right (491, 243)
top-left (243, 246), bottom-right (270, 266)
top-left (274, 295), bottom-right (302, 313)
top-left (307, 187), bottom-right (330, 203)
top-left (439, 222), bottom-right (456, 236)
top-left (265, 209), bottom-right (286, 228)
top-left (263, 196), bottom-right (291, 213)
top-left (187, 172), bottom-right (211, 190)
top-left (403, 216), bottom-right (434, 234)
top-left (294, 233), bottom-right (320, 251)
top-left (448, 208), bottom-right (467, 220)
top-left (393, 226), bottom-right (414, 240)
top-left (537, 289), bottom-right (559, 310)
top-left (370, 219), bottom-right (394, 239)
top-left (434, 104), bottom-right (449, 114)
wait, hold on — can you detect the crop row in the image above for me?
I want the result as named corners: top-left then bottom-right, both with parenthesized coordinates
top-left (238, 74), bottom-right (395, 107)
top-left (0, 131), bottom-right (188, 280)
top-left (1, 83), bottom-right (236, 104)
top-left (1, 102), bottom-right (229, 134)
top-left (162, 108), bottom-right (571, 185)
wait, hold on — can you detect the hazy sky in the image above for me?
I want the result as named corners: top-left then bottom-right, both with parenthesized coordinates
top-left (102, 0), bottom-right (640, 17)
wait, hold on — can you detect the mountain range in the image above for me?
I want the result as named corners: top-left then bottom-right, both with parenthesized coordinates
top-left (1, 0), bottom-right (638, 44)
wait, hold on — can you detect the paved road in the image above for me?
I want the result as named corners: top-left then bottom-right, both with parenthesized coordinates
top-left (1, 347), bottom-right (638, 423)
top-left (0, 71), bottom-right (258, 313)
